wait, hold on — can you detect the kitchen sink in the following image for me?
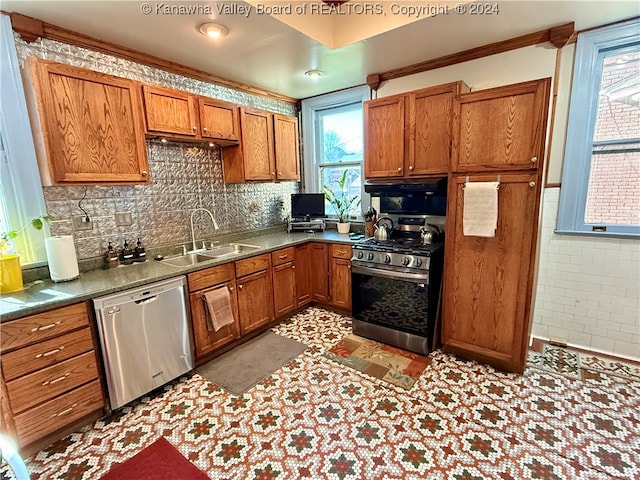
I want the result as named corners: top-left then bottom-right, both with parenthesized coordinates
top-left (161, 253), bottom-right (217, 267)
top-left (206, 243), bottom-right (261, 258)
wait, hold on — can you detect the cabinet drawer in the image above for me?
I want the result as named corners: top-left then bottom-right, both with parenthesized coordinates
top-left (235, 254), bottom-right (270, 277)
top-left (2, 327), bottom-right (94, 382)
top-left (14, 379), bottom-right (103, 448)
top-left (188, 262), bottom-right (235, 292)
top-left (7, 351), bottom-right (99, 414)
top-left (1, 303), bottom-right (90, 351)
top-left (331, 244), bottom-right (352, 259)
top-left (271, 247), bottom-right (295, 267)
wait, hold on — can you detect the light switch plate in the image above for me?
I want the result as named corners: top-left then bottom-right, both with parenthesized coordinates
top-left (73, 216), bottom-right (93, 231)
top-left (115, 211), bottom-right (133, 226)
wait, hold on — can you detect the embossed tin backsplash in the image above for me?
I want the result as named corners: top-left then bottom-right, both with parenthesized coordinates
top-left (15, 36), bottom-right (298, 260)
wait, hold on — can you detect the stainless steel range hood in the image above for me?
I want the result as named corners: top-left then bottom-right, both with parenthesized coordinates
top-left (364, 177), bottom-right (447, 196)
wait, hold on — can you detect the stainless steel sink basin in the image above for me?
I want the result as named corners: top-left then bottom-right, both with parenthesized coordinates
top-left (161, 253), bottom-right (216, 267)
top-left (206, 243), bottom-right (261, 258)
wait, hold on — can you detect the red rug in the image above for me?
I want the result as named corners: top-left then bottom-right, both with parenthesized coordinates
top-left (100, 437), bottom-right (210, 479)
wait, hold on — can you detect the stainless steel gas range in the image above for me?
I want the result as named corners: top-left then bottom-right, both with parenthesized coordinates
top-left (351, 179), bottom-right (447, 355)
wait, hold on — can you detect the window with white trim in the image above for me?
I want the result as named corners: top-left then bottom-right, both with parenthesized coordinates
top-left (301, 86), bottom-right (370, 218)
top-left (557, 19), bottom-right (640, 237)
top-left (0, 15), bottom-right (49, 264)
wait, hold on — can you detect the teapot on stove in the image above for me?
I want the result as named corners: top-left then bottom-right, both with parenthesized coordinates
top-left (419, 224), bottom-right (441, 245)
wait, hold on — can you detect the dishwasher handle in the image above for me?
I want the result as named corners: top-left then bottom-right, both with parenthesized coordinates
top-left (134, 295), bottom-right (158, 305)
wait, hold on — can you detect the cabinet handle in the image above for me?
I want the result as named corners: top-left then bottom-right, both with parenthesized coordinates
top-left (529, 181), bottom-right (536, 188)
top-left (51, 403), bottom-right (77, 418)
top-left (531, 156), bottom-right (538, 163)
top-left (31, 322), bottom-right (61, 333)
top-left (278, 254), bottom-right (288, 260)
top-left (36, 347), bottom-right (64, 359)
top-left (141, 170), bottom-right (148, 177)
top-left (408, 165), bottom-right (414, 170)
top-left (192, 126), bottom-right (197, 131)
top-left (42, 373), bottom-right (70, 386)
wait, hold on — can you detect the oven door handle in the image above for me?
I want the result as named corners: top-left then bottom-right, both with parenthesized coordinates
top-left (351, 264), bottom-right (430, 284)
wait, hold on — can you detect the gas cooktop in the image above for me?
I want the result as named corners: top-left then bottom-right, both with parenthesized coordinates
top-left (355, 237), bottom-right (444, 256)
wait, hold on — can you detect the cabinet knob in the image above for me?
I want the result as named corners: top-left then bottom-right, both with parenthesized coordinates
top-left (203, 127), bottom-right (208, 132)
top-left (192, 126), bottom-right (197, 131)
top-left (292, 265), bottom-right (296, 269)
top-left (408, 165), bottom-right (414, 170)
top-left (271, 172), bottom-right (275, 176)
top-left (531, 156), bottom-right (538, 163)
top-left (397, 167), bottom-right (402, 172)
top-left (228, 286), bottom-right (234, 291)
top-left (529, 181), bottom-right (536, 187)
top-left (238, 284), bottom-right (243, 290)
top-left (141, 170), bottom-right (148, 177)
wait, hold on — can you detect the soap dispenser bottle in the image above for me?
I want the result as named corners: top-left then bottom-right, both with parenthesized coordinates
top-left (134, 238), bottom-right (146, 262)
top-left (121, 239), bottom-right (134, 265)
top-left (104, 241), bottom-right (119, 269)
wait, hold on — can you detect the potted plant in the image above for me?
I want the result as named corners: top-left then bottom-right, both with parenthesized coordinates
top-left (323, 171), bottom-right (360, 234)
top-left (1, 215), bottom-right (51, 292)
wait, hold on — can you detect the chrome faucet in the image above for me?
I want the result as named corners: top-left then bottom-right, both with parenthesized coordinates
top-left (189, 208), bottom-right (219, 253)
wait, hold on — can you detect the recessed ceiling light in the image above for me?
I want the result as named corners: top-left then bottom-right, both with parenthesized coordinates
top-left (198, 22), bottom-right (228, 39)
top-left (305, 70), bottom-right (325, 79)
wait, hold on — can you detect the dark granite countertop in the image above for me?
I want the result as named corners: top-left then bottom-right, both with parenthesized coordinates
top-left (1, 231), bottom-right (359, 322)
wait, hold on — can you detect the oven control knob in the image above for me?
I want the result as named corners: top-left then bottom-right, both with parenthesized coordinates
top-left (384, 255), bottom-right (391, 264)
top-left (357, 251), bottom-right (364, 259)
top-left (415, 258), bottom-right (422, 267)
top-left (402, 256), bottom-right (410, 266)
top-left (367, 252), bottom-right (375, 261)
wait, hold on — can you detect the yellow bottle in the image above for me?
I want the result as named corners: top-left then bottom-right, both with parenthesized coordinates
top-left (0, 254), bottom-right (23, 292)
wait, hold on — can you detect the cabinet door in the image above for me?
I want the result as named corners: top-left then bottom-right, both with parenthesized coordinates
top-left (198, 97), bottom-right (240, 142)
top-left (273, 114), bottom-right (300, 180)
top-left (295, 244), bottom-right (312, 307)
top-left (364, 95), bottom-right (405, 178)
top-left (310, 243), bottom-right (329, 302)
top-left (240, 108), bottom-right (276, 181)
top-left (142, 85), bottom-right (199, 137)
top-left (189, 281), bottom-right (239, 360)
top-left (442, 173), bottom-right (540, 373)
top-left (330, 257), bottom-right (352, 310)
top-left (409, 84), bottom-right (456, 175)
top-left (27, 58), bottom-right (149, 185)
top-left (237, 269), bottom-right (274, 335)
top-left (452, 79), bottom-right (551, 172)
top-left (272, 262), bottom-right (297, 317)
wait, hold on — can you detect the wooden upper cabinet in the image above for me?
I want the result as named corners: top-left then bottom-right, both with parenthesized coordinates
top-left (273, 113), bottom-right (300, 180)
top-left (442, 172), bottom-right (541, 373)
top-left (198, 97), bottom-right (240, 142)
top-left (223, 108), bottom-right (300, 183)
top-left (365, 82), bottom-right (468, 179)
top-left (364, 95), bottom-right (405, 178)
top-left (451, 78), bottom-right (551, 172)
top-left (24, 57), bottom-right (149, 185)
top-left (142, 85), bottom-right (199, 137)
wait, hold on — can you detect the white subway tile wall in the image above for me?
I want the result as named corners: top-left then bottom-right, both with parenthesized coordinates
top-left (532, 188), bottom-right (640, 361)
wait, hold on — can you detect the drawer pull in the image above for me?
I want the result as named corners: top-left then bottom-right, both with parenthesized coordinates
top-left (36, 347), bottom-right (64, 359)
top-left (337, 250), bottom-right (346, 256)
top-left (31, 322), bottom-right (61, 332)
top-left (43, 373), bottom-right (70, 386)
top-left (51, 403), bottom-right (77, 418)
top-left (278, 254), bottom-right (288, 260)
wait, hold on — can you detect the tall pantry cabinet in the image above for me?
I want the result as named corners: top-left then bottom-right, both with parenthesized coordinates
top-left (442, 78), bottom-right (551, 373)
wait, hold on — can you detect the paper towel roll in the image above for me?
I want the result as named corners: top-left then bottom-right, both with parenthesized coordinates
top-left (45, 236), bottom-right (79, 282)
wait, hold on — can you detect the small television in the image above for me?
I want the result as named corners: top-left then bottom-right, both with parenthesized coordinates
top-left (291, 193), bottom-right (325, 219)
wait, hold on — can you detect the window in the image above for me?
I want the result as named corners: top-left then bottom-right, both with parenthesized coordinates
top-left (301, 86), bottom-right (370, 218)
top-left (0, 15), bottom-right (49, 264)
top-left (557, 19), bottom-right (640, 237)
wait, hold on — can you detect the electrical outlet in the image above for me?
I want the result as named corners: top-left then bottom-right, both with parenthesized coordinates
top-left (115, 211), bottom-right (133, 227)
top-left (73, 215), bottom-right (93, 231)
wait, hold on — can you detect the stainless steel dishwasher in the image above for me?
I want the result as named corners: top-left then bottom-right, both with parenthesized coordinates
top-left (93, 276), bottom-right (193, 410)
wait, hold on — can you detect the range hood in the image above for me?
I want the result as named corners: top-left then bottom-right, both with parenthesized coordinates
top-left (364, 177), bottom-right (447, 196)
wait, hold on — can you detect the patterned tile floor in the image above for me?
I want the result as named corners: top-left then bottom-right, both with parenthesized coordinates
top-left (2, 307), bottom-right (639, 479)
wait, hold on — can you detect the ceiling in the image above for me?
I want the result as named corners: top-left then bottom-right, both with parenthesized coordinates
top-left (2, 1), bottom-right (639, 99)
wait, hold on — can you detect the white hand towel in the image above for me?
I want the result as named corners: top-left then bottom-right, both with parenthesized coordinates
top-left (463, 181), bottom-right (499, 237)
top-left (202, 286), bottom-right (235, 332)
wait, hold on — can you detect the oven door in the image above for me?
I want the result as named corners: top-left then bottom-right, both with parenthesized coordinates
top-left (351, 264), bottom-right (435, 341)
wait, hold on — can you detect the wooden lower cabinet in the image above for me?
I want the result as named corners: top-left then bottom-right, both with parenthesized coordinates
top-left (236, 254), bottom-right (275, 335)
top-left (0, 302), bottom-right (104, 451)
top-left (271, 247), bottom-right (297, 318)
top-left (329, 244), bottom-right (352, 310)
top-left (442, 172), bottom-right (540, 373)
top-left (188, 263), bottom-right (240, 361)
top-left (310, 243), bottom-right (329, 302)
top-left (294, 244), bottom-right (312, 306)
